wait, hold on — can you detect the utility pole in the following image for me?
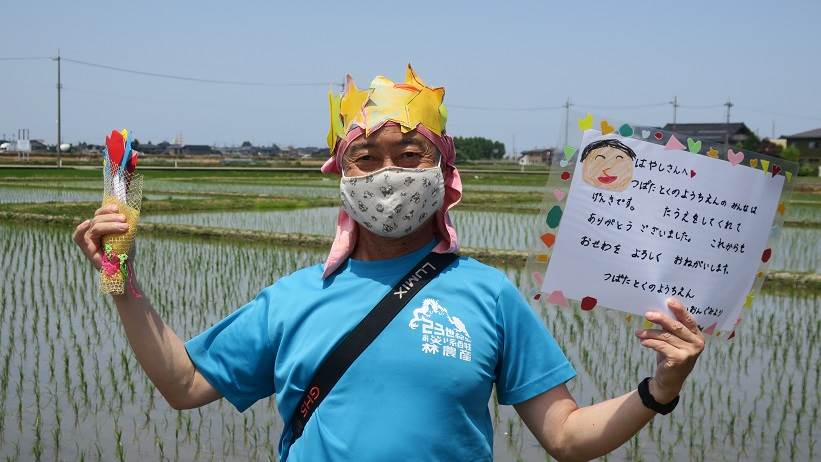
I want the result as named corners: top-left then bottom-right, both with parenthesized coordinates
top-left (724, 98), bottom-right (733, 146)
top-left (55, 49), bottom-right (62, 167)
top-left (563, 97), bottom-right (572, 147)
top-left (670, 96), bottom-right (679, 131)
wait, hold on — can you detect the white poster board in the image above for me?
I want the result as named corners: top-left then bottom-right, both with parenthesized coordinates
top-left (529, 114), bottom-right (797, 339)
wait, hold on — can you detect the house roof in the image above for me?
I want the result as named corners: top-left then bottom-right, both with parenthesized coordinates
top-left (662, 123), bottom-right (753, 144)
top-left (784, 127), bottom-right (821, 139)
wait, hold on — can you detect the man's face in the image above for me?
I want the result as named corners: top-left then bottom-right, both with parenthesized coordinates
top-left (581, 146), bottom-right (634, 192)
top-left (342, 124), bottom-right (440, 177)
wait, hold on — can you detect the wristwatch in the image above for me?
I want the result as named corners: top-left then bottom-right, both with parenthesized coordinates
top-left (638, 377), bottom-right (679, 415)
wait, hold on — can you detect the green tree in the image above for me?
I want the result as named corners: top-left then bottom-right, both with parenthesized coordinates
top-left (738, 133), bottom-right (761, 152)
top-left (780, 144), bottom-right (801, 162)
top-left (453, 136), bottom-right (506, 161)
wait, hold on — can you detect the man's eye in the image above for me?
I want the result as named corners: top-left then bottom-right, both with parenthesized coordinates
top-left (402, 152), bottom-right (421, 158)
top-left (356, 155), bottom-right (374, 162)
top-left (595, 154), bottom-right (606, 160)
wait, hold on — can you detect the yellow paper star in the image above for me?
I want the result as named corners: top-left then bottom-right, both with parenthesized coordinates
top-left (326, 90), bottom-right (343, 150)
top-left (339, 74), bottom-right (369, 133)
top-left (363, 75), bottom-right (416, 136)
top-left (405, 65), bottom-right (445, 135)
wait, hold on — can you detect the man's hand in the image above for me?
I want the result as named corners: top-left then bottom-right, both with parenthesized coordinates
top-left (72, 204), bottom-right (130, 270)
top-left (635, 297), bottom-right (705, 403)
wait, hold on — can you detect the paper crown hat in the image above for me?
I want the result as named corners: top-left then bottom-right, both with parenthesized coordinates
top-left (327, 64), bottom-right (448, 153)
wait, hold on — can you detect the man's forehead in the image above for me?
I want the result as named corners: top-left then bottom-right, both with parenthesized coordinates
top-left (348, 128), bottom-right (429, 148)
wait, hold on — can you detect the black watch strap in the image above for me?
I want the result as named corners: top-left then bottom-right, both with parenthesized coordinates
top-left (638, 377), bottom-right (679, 415)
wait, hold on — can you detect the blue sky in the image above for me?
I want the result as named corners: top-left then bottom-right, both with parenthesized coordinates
top-left (2, 0), bottom-right (820, 154)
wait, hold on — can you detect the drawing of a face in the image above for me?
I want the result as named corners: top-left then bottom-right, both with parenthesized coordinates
top-left (580, 139), bottom-right (636, 192)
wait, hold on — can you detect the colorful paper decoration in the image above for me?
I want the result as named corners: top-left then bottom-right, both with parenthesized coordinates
top-left (327, 65), bottom-right (446, 153)
top-left (687, 138), bottom-right (702, 153)
top-left (100, 128), bottom-right (143, 295)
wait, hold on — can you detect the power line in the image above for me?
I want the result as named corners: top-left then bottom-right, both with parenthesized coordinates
top-left (574, 102), bottom-right (669, 110)
top-left (448, 104), bottom-right (563, 111)
top-left (678, 103), bottom-right (724, 109)
top-left (734, 105), bottom-right (821, 122)
top-left (61, 57), bottom-right (337, 87)
top-left (0, 56), bottom-right (52, 61)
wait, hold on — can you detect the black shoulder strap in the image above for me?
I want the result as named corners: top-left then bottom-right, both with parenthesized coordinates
top-left (289, 251), bottom-right (458, 443)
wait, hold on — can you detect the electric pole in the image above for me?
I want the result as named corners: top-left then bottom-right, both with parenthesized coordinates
top-left (724, 98), bottom-right (733, 124)
top-left (670, 96), bottom-right (679, 131)
top-left (563, 97), bottom-right (572, 147)
top-left (724, 98), bottom-right (733, 146)
top-left (55, 49), bottom-right (62, 167)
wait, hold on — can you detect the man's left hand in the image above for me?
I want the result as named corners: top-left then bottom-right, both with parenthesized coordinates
top-left (635, 297), bottom-right (705, 403)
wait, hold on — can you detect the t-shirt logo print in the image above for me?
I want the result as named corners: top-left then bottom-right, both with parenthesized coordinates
top-left (408, 298), bottom-right (472, 362)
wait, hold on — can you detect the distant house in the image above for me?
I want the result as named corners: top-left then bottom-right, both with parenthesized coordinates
top-left (784, 128), bottom-right (821, 165)
top-left (30, 140), bottom-right (48, 152)
top-left (135, 143), bottom-right (165, 155)
top-left (166, 144), bottom-right (216, 156)
top-left (518, 148), bottom-right (553, 165)
top-left (663, 123), bottom-right (754, 146)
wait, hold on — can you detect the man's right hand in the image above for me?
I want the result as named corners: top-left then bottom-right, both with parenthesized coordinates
top-left (72, 204), bottom-right (131, 270)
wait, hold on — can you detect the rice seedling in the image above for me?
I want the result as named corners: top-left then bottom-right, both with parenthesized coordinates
top-left (0, 180), bottom-right (817, 461)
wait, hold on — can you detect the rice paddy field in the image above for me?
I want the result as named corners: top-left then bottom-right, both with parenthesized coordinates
top-left (1, 167), bottom-right (819, 461)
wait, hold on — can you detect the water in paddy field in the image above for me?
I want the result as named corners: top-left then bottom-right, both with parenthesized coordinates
top-left (0, 186), bottom-right (205, 204)
top-left (1, 223), bottom-right (818, 461)
top-left (142, 207), bottom-right (819, 272)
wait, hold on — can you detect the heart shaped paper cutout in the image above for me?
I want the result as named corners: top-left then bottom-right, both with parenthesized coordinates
top-left (618, 123), bottom-right (633, 137)
top-left (563, 145), bottom-right (577, 160)
top-left (749, 158), bottom-right (758, 168)
top-left (653, 131), bottom-right (663, 140)
top-left (727, 149), bottom-right (744, 166)
top-left (540, 233), bottom-right (556, 247)
top-left (761, 159), bottom-right (770, 172)
top-left (531, 271), bottom-right (544, 286)
top-left (580, 296), bottom-right (597, 311)
top-left (600, 120), bottom-right (615, 135)
top-left (577, 113), bottom-right (593, 131)
top-left (546, 290), bottom-right (569, 308)
top-left (785, 171), bottom-right (792, 182)
top-left (707, 147), bottom-right (719, 158)
top-left (106, 130), bottom-right (125, 171)
top-left (552, 188), bottom-right (566, 201)
top-left (559, 160), bottom-right (569, 168)
top-left (772, 164), bottom-right (781, 177)
top-left (686, 137), bottom-right (702, 153)
top-left (561, 171), bottom-right (571, 181)
top-left (641, 130), bottom-right (650, 139)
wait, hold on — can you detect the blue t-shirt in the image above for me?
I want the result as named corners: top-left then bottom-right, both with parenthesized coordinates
top-left (185, 240), bottom-right (575, 461)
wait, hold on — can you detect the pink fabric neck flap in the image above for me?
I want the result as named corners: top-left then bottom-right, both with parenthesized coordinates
top-left (320, 122), bottom-right (462, 278)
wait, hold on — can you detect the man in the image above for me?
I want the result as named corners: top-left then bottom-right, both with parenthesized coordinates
top-left (73, 65), bottom-right (704, 461)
